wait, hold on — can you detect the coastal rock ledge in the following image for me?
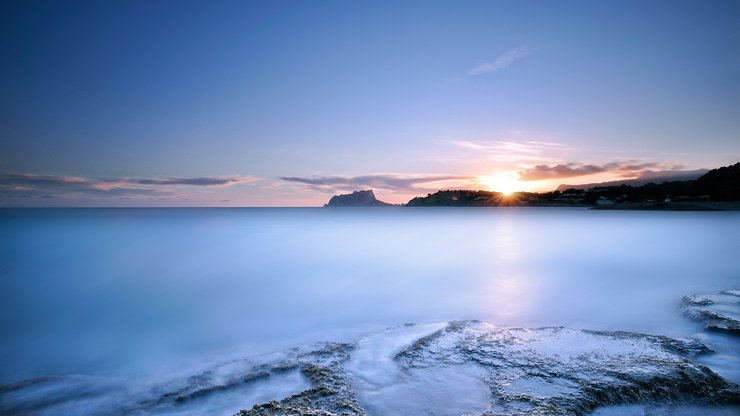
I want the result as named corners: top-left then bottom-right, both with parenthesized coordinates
top-left (235, 321), bottom-right (739, 416)
top-left (681, 289), bottom-right (740, 335)
top-left (2, 322), bottom-right (738, 415)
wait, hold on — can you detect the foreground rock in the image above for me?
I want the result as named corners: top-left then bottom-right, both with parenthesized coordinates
top-left (237, 321), bottom-right (739, 415)
top-left (237, 343), bottom-right (365, 416)
top-left (2, 322), bottom-right (738, 415)
top-left (681, 289), bottom-right (740, 335)
top-left (394, 321), bottom-right (738, 415)
top-left (324, 190), bottom-right (392, 207)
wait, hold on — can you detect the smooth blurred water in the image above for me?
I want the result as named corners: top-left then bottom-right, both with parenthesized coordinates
top-left (1, 207), bottom-right (738, 387)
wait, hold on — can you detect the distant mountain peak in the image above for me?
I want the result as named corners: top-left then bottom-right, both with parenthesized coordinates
top-left (324, 189), bottom-right (392, 207)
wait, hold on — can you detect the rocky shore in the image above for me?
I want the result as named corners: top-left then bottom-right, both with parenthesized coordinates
top-left (681, 289), bottom-right (740, 335)
top-left (1, 292), bottom-right (739, 415)
top-left (234, 321), bottom-right (739, 416)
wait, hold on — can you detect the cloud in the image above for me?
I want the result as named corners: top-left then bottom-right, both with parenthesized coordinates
top-left (0, 174), bottom-right (260, 199)
top-left (450, 140), bottom-right (566, 162)
top-left (131, 177), bottom-right (254, 186)
top-left (280, 174), bottom-right (477, 194)
top-left (468, 47), bottom-right (530, 76)
top-left (518, 161), bottom-right (666, 181)
top-left (449, 140), bottom-right (686, 185)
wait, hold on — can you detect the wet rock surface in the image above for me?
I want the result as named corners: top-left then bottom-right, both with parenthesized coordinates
top-left (239, 321), bottom-right (739, 415)
top-left (237, 343), bottom-right (366, 416)
top-left (681, 289), bottom-right (740, 335)
top-left (395, 321), bottom-right (739, 415)
top-left (2, 322), bottom-right (739, 415)
top-left (0, 343), bottom-right (348, 415)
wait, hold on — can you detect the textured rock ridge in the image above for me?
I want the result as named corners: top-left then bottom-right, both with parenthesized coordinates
top-left (394, 321), bottom-right (739, 416)
top-left (236, 320), bottom-right (740, 415)
top-left (236, 342), bottom-right (366, 416)
top-left (2, 322), bottom-right (738, 416)
top-left (681, 289), bottom-right (740, 335)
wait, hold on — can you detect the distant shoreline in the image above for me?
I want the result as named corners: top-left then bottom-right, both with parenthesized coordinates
top-left (2, 203), bottom-right (740, 210)
top-left (590, 201), bottom-right (740, 211)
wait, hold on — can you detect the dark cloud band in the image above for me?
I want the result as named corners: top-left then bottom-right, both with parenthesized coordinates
top-left (280, 174), bottom-right (475, 193)
top-left (0, 174), bottom-right (258, 199)
top-left (519, 162), bottom-right (665, 181)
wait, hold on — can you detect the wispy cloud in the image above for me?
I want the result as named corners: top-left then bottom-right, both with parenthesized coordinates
top-left (128, 177), bottom-right (253, 186)
top-left (468, 47), bottom-right (530, 76)
top-left (518, 161), bottom-right (667, 181)
top-left (280, 174), bottom-right (477, 194)
top-left (449, 140), bottom-right (685, 184)
top-left (450, 140), bottom-right (566, 162)
top-left (0, 174), bottom-right (260, 199)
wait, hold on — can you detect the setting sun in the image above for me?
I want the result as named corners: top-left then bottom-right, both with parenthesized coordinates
top-left (480, 172), bottom-right (525, 195)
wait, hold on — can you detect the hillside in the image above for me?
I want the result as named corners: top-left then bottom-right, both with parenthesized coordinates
top-left (324, 190), bottom-right (392, 207)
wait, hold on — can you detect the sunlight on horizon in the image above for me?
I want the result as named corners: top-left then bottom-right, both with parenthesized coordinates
top-left (479, 172), bottom-right (528, 195)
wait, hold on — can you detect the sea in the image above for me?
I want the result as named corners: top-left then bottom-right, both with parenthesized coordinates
top-left (1, 207), bottom-right (738, 415)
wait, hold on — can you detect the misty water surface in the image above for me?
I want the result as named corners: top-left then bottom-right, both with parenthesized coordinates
top-left (1, 207), bottom-right (738, 389)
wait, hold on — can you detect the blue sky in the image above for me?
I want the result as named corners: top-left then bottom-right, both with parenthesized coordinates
top-left (1, 0), bottom-right (738, 206)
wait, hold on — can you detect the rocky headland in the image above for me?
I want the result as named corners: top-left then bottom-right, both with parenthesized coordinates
top-left (324, 190), bottom-right (392, 207)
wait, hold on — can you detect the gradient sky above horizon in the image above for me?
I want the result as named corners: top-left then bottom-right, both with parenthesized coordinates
top-left (1, 0), bottom-right (739, 206)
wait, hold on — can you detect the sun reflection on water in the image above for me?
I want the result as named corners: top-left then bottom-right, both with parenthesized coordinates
top-left (480, 214), bottom-right (536, 324)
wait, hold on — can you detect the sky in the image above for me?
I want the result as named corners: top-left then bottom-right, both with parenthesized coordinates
top-left (1, 0), bottom-right (738, 206)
